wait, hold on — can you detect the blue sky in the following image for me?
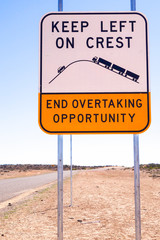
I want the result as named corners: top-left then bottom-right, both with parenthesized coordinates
top-left (0, 0), bottom-right (160, 167)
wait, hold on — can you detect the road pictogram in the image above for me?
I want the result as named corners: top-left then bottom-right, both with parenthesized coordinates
top-left (49, 56), bottom-right (140, 84)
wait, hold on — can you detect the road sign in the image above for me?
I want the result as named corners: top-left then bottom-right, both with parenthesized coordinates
top-left (39, 12), bottom-right (150, 134)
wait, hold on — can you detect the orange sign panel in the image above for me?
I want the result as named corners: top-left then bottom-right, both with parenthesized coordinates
top-left (39, 12), bottom-right (150, 134)
top-left (39, 92), bottom-right (150, 134)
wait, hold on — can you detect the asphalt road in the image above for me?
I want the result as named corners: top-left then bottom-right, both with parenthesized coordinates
top-left (0, 171), bottom-right (72, 203)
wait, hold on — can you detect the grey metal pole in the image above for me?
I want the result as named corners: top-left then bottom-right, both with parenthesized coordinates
top-left (133, 134), bottom-right (141, 240)
top-left (57, 135), bottom-right (63, 240)
top-left (130, 1), bottom-right (141, 240)
top-left (57, 2), bottom-right (63, 240)
top-left (70, 135), bottom-right (73, 207)
top-left (131, 0), bottom-right (136, 11)
top-left (58, 0), bottom-right (63, 11)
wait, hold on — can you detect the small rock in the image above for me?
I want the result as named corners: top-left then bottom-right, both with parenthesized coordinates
top-left (8, 203), bottom-right (12, 206)
top-left (77, 219), bottom-right (82, 223)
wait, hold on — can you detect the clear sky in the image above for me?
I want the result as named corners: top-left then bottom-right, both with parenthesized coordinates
top-left (0, 0), bottom-right (160, 167)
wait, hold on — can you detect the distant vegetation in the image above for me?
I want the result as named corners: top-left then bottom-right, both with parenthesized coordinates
top-left (0, 164), bottom-right (108, 172)
top-left (0, 164), bottom-right (55, 172)
top-left (140, 163), bottom-right (160, 170)
top-left (1, 164), bottom-right (159, 172)
top-left (140, 163), bottom-right (160, 178)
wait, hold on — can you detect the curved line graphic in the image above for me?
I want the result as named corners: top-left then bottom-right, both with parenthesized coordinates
top-left (49, 60), bottom-right (93, 84)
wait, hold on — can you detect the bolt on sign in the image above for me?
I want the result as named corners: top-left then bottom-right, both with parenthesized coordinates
top-left (39, 12), bottom-right (150, 134)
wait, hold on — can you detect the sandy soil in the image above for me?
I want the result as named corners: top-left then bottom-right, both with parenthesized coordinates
top-left (0, 169), bottom-right (54, 180)
top-left (0, 168), bottom-right (159, 240)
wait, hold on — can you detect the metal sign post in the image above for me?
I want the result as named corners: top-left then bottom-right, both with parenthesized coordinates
top-left (133, 134), bottom-right (141, 240)
top-left (70, 135), bottom-right (73, 207)
top-left (57, 3), bottom-right (63, 240)
top-left (58, 0), bottom-right (63, 11)
top-left (131, 1), bottom-right (141, 240)
top-left (57, 135), bottom-right (63, 240)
